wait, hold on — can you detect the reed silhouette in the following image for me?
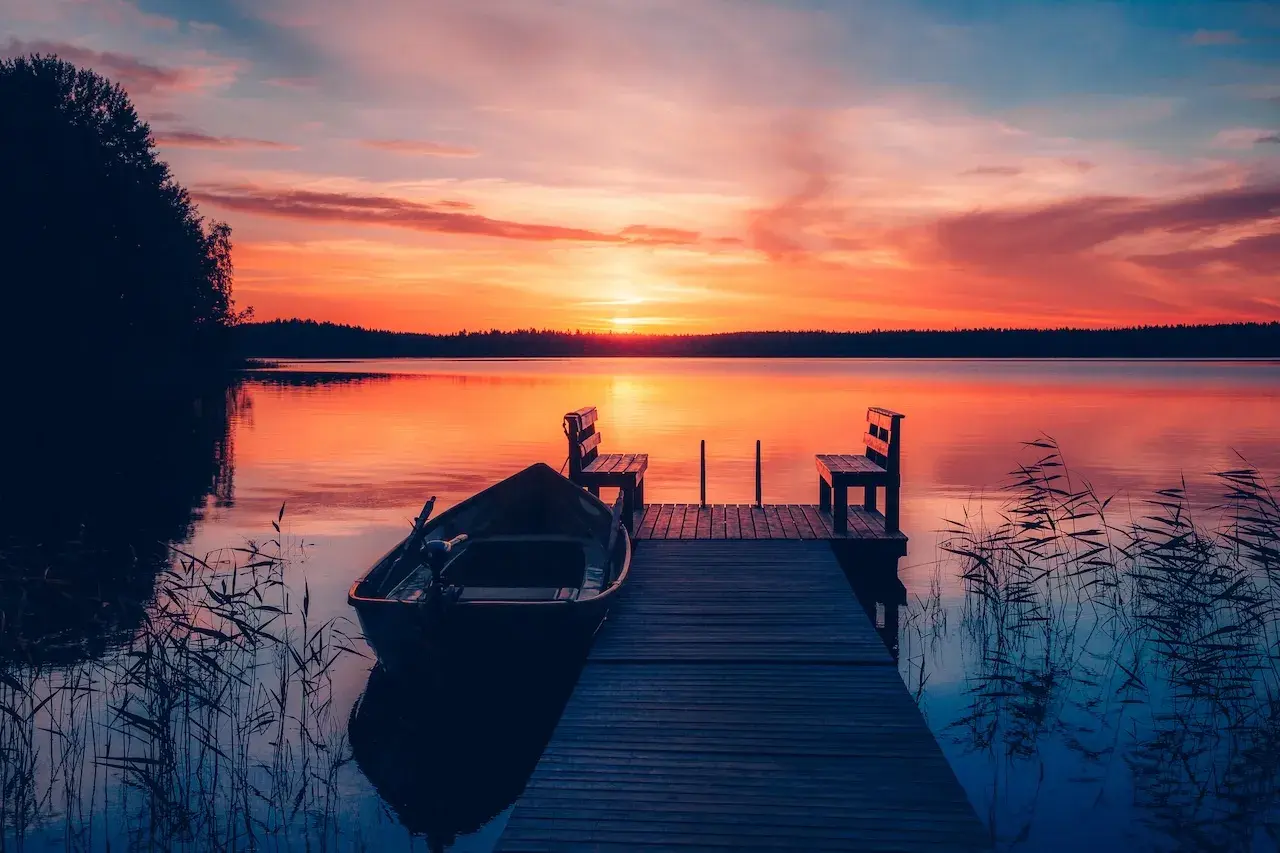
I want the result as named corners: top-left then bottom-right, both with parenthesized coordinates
top-left (0, 55), bottom-right (246, 386)
top-left (0, 512), bottom-right (361, 850)
top-left (928, 439), bottom-right (1280, 850)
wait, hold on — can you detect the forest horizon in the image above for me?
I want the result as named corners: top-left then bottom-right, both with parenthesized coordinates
top-left (238, 318), bottom-right (1280, 359)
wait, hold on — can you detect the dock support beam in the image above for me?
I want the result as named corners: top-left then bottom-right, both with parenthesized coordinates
top-left (755, 440), bottom-right (762, 508)
top-left (699, 440), bottom-right (706, 507)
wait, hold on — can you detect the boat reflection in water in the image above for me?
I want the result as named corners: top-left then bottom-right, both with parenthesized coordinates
top-left (348, 639), bottom-right (586, 852)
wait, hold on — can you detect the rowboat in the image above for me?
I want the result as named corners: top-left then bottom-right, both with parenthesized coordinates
top-left (347, 462), bottom-right (631, 675)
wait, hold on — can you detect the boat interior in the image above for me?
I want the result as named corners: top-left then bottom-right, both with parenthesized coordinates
top-left (387, 534), bottom-right (610, 603)
top-left (369, 464), bottom-right (622, 605)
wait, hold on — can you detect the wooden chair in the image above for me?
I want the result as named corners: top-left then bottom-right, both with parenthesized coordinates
top-left (816, 407), bottom-right (905, 534)
top-left (564, 406), bottom-right (648, 528)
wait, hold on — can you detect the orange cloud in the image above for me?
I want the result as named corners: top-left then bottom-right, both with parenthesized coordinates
top-left (616, 225), bottom-right (702, 245)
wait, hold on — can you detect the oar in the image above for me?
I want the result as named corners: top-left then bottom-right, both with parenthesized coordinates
top-left (411, 497), bottom-right (436, 537)
top-left (384, 496), bottom-right (437, 580)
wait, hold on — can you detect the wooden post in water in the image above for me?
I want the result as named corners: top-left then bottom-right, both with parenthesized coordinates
top-left (699, 440), bottom-right (706, 507)
top-left (755, 440), bottom-right (762, 507)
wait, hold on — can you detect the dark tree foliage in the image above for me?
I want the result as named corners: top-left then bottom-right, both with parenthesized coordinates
top-left (0, 55), bottom-right (244, 385)
top-left (238, 319), bottom-right (1280, 359)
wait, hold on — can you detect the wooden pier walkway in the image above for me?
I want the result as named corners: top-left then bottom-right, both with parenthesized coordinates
top-left (497, 538), bottom-right (988, 852)
top-left (633, 503), bottom-right (908, 543)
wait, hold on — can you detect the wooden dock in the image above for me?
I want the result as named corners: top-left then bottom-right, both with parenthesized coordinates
top-left (633, 503), bottom-right (908, 544)
top-left (496, 537), bottom-right (988, 852)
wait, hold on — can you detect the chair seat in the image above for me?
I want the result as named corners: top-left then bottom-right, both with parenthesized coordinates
top-left (582, 453), bottom-right (648, 482)
top-left (816, 453), bottom-right (887, 482)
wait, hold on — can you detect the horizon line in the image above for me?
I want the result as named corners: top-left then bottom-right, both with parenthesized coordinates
top-left (243, 318), bottom-right (1280, 337)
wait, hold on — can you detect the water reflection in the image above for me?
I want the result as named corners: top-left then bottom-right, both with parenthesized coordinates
top-left (0, 384), bottom-right (238, 665)
top-left (833, 544), bottom-right (908, 661)
top-left (927, 440), bottom-right (1280, 850)
top-left (4, 358), bottom-right (1275, 852)
top-left (349, 646), bottom-right (585, 851)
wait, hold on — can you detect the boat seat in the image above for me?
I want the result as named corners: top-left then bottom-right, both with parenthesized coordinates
top-left (455, 586), bottom-right (578, 603)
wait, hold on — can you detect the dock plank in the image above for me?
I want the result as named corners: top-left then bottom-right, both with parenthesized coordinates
top-left (802, 504), bottom-right (833, 538)
top-left (674, 504), bottom-right (693, 539)
top-left (750, 506), bottom-right (770, 539)
top-left (696, 505), bottom-right (712, 539)
top-left (637, 504), bottom-right (659, 539)
top-left (654, 504), bottom-right (674, 539)
top-left (725, 505), bottom-right (741, 539)
top-left (776, 505), bottom-right (801, 539)
top-left (788, 504), bottom-right (817, 539)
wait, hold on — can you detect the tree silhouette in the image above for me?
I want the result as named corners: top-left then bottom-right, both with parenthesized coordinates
top-left (0, 54), bottom-right (246, 384)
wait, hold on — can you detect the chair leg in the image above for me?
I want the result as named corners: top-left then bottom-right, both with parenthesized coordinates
top-left (833, 483), bottom-right (848, 535)
top-left (634, 478), bottom-right (645, 509)
top-left (621, 485), bottom-right (635, 532)
top-left (885, 482), bottom-right (900, 534)
top-left (819, 477), bottom-right (831, 511)
top-left (587, 484), bottom-right (600, 498)
top-left (864, 485), bottom-right (877, 512)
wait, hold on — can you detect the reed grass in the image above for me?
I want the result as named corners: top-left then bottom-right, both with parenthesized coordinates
top-left (938, 437), bottom-right (1280, 849)
top-left (0, 507), bottom-right (364, 851)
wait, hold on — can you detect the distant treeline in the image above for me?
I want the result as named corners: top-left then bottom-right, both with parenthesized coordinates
top-left (236, 320), bottom-right (1280, 359)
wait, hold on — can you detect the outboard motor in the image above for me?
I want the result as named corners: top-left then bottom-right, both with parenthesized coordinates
top-left (424, 534), bottom-right (469, 576)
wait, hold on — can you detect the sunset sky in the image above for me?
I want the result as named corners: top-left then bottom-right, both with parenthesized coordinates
top-left (4, 0), bottom-right (1279, 332)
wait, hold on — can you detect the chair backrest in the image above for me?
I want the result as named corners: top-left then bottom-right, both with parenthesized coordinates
top-left (863, 407), bottom-right (905, 477)
top-left (565, 406), bottom-right (602, 480)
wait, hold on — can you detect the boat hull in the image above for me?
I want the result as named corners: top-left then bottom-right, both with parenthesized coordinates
top-left (347, 463), bottom-right (631, 679)
top-left (353, 594), bottom-right (613, 678)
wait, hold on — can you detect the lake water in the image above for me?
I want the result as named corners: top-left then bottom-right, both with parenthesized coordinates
top-left (6, 358), bottom-right (1280, 851)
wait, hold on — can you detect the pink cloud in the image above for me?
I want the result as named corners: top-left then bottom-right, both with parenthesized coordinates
top-left (1186, 29), bottom-right (1244, 46)
top-left (931, 183), bottom-right (1280, 265)
top-left (746, 120), bottom-right (840, 261)
top-left (1131, 231), bottom-right (1280, 274)
top-left (962, 165), bottom-right (1022, 177)
top-left (263, 76), bottom-right (318, 90)
top-left (1, 37), bottom-right (194, 93)
top-left (7, 0), bottom-right (177, 29)
top-left (153, 130), bottom-right (299, 150)
top-left (192, 184), bottom-right (705, 246)
top-left (360, 139), bottom-right (480, 158)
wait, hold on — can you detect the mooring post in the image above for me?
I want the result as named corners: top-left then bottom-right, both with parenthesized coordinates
top-left (700, 440), bottom-right (707, 507)
top-left (755, 440), bottom-right (762, 507)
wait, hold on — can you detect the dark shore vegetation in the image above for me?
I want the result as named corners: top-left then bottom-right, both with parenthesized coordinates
top-left (0, 55), bottom-right (247, 387)
top-left (238, 319), bottom-right (1280, 360)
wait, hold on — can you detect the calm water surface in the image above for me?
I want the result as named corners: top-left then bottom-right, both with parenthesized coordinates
top-left (15, 358), bottom-right (1280, 850)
